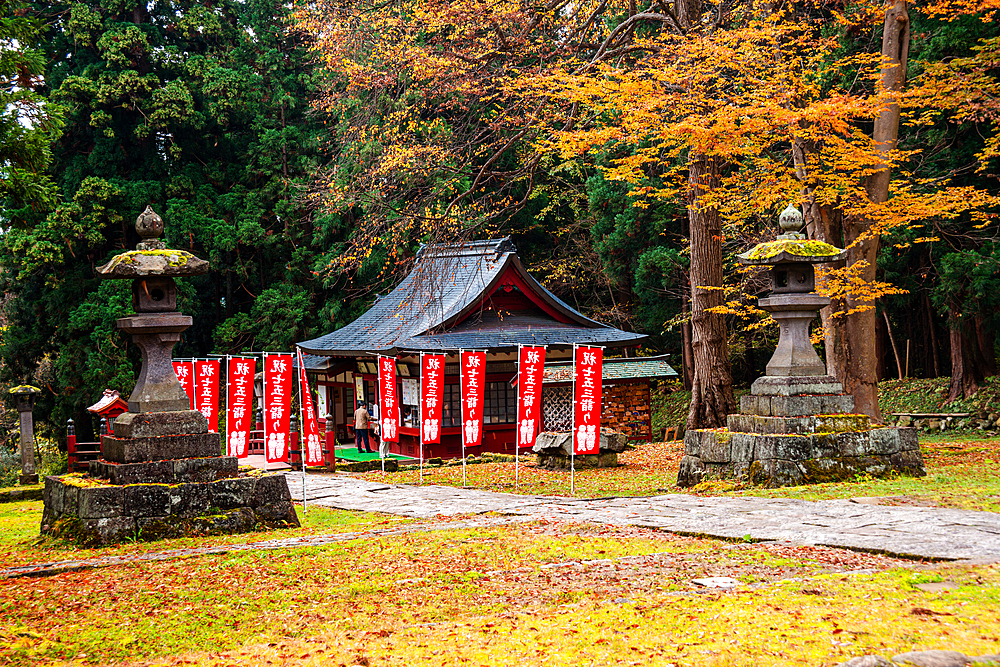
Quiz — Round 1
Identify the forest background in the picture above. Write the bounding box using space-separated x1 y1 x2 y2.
1 0 1000 439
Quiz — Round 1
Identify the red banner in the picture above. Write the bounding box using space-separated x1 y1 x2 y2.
573 346 603 455
172 361 194 410
378 356 399 443
460 350 486 448
420 354 445 444
516 346 546 449
226 357 255 458
296 349 324 467
264 353 293 463
194 359 220 433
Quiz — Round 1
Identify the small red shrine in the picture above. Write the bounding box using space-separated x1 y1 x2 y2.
67 390 130 471
297 239 666 460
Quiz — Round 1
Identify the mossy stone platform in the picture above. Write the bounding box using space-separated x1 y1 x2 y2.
677 376 926 488
41 470 298 546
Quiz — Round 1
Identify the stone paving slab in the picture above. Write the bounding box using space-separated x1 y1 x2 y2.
291 474 1000 562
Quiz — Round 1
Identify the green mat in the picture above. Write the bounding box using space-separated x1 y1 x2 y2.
333 449 412 462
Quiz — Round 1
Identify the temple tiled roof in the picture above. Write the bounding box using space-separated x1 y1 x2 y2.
540 355 678 383
297 239 647 356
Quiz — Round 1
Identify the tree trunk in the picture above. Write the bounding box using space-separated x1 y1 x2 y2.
799 0 909 421
681 284 694 391
924 292 941 377
948 308 983 401
975 314 997 377
882 310 903 380
685 155 736 429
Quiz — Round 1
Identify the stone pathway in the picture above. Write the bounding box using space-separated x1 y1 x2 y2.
290 473 1000 562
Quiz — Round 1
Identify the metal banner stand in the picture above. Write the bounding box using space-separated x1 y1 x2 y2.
262 352 269 474
419 353 424 485
571 344 577 497
296 348 307 514
460 349 467 488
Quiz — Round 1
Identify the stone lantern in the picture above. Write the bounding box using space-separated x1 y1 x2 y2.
676 205 926 488
8 385 41 485
736 204 847 377
41 207 298 545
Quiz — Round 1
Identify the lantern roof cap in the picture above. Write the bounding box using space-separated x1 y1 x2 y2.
96 207 209 278
8 384 41 395
737 238 847 266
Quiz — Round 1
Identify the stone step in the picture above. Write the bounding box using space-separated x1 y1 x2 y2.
727 413 871 435
89 456 238 485
741 393 855 417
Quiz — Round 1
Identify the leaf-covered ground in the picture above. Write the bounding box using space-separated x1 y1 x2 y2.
355 437 1000 512
0 501 413 569
2 499 999 667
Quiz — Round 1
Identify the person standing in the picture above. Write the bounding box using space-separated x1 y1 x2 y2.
354 401 373 454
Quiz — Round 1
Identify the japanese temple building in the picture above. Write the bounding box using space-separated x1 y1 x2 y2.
297 239 675 460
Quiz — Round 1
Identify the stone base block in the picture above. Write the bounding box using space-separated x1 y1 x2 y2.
89 456 238 484
741 393 856 417
727 413 871 435
678 426 925 488
532 429 630 456
102 432 221 463
113 410 209 438
535 451 619 470
41 472 298 546
20 473 39 485
751 375 844 396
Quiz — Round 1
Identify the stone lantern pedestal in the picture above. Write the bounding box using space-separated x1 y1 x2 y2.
677 206 926 488
8 385 41 485
41 207 298 544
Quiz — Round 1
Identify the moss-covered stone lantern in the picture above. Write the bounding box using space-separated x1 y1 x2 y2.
8 384 41 485
40 207 298 545
677 205 926 488
736 204 847 377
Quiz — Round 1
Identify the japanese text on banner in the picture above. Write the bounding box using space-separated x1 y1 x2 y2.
378 356 399 443
516 346 546 449
172 360 195 410
226 357 256 457
296 349 324 467
264 353 293 464
195 359 220 433
421 354 445 444
460 351 486 447
573 346 603 455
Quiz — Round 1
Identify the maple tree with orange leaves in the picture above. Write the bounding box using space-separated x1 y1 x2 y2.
297 0 1000 422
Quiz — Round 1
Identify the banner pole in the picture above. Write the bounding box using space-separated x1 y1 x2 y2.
262 353 269 474
516 345 521 493
572 344 576 497
419 353 424 485
460 349 466 488
297 348 307 513
380 356 385 476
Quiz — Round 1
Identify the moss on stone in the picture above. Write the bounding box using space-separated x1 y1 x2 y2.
813 414 871 433
105 249 190 269
745 238 840 260
58 473 112 488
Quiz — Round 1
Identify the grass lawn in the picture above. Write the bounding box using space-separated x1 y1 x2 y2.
353 434 1000 512
1 497 999 666
0 500 412 569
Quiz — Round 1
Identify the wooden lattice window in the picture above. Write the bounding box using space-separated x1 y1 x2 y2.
542 385 572 431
